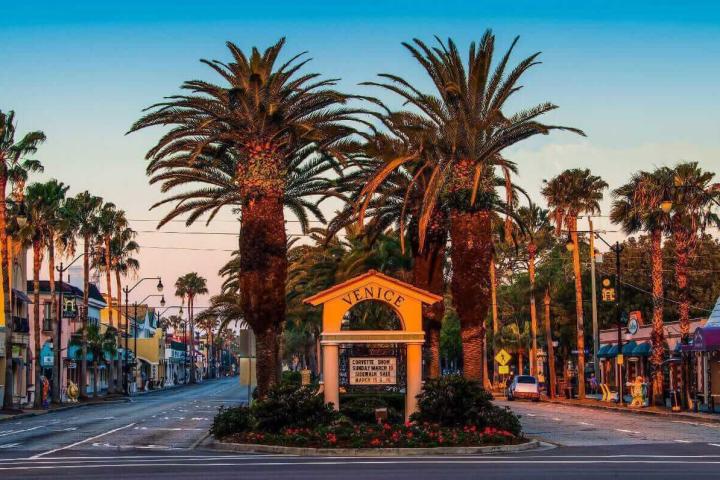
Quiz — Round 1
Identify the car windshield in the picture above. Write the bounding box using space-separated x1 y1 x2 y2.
516 376 536 384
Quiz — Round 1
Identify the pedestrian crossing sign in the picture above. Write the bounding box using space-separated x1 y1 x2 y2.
495 349 512 366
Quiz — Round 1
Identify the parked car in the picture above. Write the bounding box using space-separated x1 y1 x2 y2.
507 375 540 401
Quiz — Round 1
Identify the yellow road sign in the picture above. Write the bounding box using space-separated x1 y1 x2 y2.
499 365 510 375
495 349 512 366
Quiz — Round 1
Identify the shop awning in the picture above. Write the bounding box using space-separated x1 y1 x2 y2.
67 345 94 362
621 340 637 356
682 327 720 352
598 344 613 358
12 289 32 304
607 344 619 357
632 342 651 357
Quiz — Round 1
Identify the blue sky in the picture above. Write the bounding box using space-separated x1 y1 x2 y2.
1 1 719 301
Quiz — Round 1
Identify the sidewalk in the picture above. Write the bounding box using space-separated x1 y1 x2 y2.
545 396 720 424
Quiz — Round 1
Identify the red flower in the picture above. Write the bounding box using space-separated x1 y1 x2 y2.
370 438 382 447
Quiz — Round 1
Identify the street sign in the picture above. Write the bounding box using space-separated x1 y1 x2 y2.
498 365 510 375
616 354 624 365
601 276 616 302
494 349 512 366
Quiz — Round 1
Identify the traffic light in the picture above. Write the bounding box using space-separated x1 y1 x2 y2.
600 276 616 303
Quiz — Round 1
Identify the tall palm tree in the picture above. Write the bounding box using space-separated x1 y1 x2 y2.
130 39 361 396
63 191 103 399
667 162 720 340
19 182 61 407
0 110 45 409
111 227 140 322
175 273 208 384
336 116 449 378
356 33 582 381
94 203 128 393
542 168 607 399
611 168 673 405
515 203 554 377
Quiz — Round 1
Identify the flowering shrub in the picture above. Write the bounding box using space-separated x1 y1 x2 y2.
225 421 521 448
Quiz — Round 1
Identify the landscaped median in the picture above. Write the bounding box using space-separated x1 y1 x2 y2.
206 375 535 455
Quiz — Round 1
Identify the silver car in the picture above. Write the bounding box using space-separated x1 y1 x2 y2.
507 375 540 401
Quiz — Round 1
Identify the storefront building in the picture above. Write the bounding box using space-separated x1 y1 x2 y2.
682 297 720 413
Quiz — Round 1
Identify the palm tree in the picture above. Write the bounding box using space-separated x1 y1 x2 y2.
515 203 554 377
19 182 61 407
175 273 208 384
542 168 607 399
63 191 103 399
336 117 449 378
0 110 45 409
611 168 673 405
71 324 117 398
111 227 140 321
130 39 361 396
95 204 128 393
356 33 582 381
667 163 720 340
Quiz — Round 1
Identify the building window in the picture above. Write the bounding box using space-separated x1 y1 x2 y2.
43 303 53 331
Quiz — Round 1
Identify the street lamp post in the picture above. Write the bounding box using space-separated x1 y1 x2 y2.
122 277 163 395
54 251 94 404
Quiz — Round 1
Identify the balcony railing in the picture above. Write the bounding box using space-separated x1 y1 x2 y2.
11 316 29 333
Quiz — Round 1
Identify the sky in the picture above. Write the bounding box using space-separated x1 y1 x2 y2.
1 1 719 308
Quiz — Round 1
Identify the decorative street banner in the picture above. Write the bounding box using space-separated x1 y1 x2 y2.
349 357 397 385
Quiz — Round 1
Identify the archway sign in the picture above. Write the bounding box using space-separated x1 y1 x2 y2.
304 269 442 421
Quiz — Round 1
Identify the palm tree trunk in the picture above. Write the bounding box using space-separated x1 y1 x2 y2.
674 235 691 406
490 258 499 386
80 236 90 399
114 270 122 393
544 288 557 398
411 222 446 379
104 237 113 326
569 217 586 399
189 296 196 384
32 241 43 409
649 228 665 406
47 238 60 405
239 193 286 397
529 242 538 378
450 209 493 382
0 171 15 410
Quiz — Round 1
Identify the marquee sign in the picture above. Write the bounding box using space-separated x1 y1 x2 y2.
349 357 397 385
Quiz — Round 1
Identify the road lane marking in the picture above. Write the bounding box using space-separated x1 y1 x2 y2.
0 426 42 437
552 418 561 421
30 422 136 459
0 443 20 449
709 444 720 447
615 429 640 434
675 440 692 443
579 422 593 426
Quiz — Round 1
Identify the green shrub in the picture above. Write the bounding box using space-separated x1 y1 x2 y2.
411 375 521 435
281 370 302 386
340 396 403 424
210 405 253 438
251 382 338 433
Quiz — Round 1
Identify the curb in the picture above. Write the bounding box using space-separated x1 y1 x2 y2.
0 398 130 423
203 438 540 456
545 399 720 424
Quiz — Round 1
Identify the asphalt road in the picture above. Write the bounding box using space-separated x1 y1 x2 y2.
2 379 720 479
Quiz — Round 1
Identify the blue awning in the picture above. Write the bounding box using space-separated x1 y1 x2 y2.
632 342 652 357
622 341 637 356
598 344 612 358
66 345 93 362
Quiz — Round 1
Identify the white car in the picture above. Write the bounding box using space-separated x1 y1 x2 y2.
507 375 540 401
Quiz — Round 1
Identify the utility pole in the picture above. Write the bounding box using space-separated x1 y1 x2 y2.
544 288 556 399
614 242 625 406
53 262 65 404
589 218 600 381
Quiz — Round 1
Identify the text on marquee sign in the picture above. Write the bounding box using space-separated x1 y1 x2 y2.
349 357 397 385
